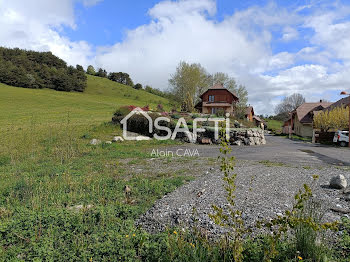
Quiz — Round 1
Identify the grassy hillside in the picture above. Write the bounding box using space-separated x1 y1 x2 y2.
265 119 283 133
0 75 172 129
0 73 187 261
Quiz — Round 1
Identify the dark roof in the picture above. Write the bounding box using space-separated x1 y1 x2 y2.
200 83 239 100
294 102 333 123
324 97 349 111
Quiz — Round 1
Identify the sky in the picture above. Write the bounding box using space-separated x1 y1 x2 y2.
1 0 350 115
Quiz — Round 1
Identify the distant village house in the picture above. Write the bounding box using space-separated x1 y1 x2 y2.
283 100 332 137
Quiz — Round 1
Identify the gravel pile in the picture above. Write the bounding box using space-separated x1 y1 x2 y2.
136 161 350 236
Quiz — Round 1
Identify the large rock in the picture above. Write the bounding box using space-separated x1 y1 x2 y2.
233 140 242 146
246 137 255 146
254 137 261 145
330 175 348 189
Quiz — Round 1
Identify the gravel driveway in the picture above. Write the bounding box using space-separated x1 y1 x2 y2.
137 135 350 236
137 161 349 235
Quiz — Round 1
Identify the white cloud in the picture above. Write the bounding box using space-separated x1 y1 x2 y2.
0 0 94 67
95 0 303 114
281 26 299 41
306 11 350 61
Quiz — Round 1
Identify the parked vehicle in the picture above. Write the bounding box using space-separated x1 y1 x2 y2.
333 130 349 147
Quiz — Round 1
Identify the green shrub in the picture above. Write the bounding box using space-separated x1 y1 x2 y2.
112 106 132 124
215 108 225 117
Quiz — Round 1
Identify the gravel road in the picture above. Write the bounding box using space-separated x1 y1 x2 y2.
137 135 350 236
136 161 350 235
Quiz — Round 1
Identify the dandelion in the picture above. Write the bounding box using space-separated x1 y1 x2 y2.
125 235 129 238
173 230 177 235
132 233 136 237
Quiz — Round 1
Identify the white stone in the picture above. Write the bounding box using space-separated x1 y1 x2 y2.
330 175 348 189
90 139 101 145
112 136 124 142
135 136 152 141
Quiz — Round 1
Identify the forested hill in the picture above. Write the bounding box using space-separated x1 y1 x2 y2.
0 47 86 92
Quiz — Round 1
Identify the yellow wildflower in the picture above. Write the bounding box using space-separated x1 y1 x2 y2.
173 231 177 235
132 233 136 237
298 256 303 260
125 235 129 238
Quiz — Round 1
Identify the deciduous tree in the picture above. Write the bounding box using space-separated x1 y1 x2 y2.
314 105 349 131
169 61 210 112
275 93 305 120
86 65 96 75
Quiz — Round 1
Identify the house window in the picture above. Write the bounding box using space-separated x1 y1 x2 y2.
209 95 215 102
211 108 217 114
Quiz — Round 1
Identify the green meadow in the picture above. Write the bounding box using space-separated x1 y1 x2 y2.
0 77 349 261
0 75 171 129
0 75 187 261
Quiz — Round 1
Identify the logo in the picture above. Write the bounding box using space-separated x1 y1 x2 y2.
120 107 232 141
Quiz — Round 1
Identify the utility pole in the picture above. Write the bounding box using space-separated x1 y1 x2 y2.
340 91 350 148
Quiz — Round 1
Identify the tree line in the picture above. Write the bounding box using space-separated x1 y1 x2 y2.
0 47 87 92
87 65 135 87
168 61 249 117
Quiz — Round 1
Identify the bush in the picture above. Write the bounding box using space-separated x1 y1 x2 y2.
133 83 142 90
215 108 226 117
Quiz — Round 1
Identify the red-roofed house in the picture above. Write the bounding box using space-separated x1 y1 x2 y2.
195 83 239 115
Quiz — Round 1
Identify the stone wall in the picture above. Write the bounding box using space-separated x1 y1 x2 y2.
197 127 266 146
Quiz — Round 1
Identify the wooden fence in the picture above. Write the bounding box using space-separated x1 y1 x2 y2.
313 131 335 143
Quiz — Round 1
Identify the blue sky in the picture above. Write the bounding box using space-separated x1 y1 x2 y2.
65 0 309 47
1 0 350 114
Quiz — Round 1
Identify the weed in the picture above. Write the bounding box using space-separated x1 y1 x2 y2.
259 160 288 167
